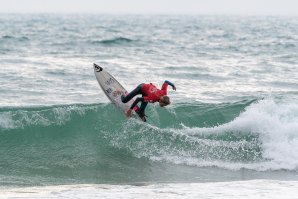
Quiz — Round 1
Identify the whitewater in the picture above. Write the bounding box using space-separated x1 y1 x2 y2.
0 14 298 198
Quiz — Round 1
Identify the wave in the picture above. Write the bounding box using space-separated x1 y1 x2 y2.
1 99 298 185
90 37 135 45
1 35 29 41
150 99 298 171
0 99 253 130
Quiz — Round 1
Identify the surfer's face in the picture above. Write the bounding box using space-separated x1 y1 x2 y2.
159 96 170 107
159 100 167 107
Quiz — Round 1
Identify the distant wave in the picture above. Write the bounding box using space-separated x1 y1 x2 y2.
90 37 135 45
1 35 29 41
2 35 14 39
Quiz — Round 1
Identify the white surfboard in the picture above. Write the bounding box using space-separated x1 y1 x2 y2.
93 63 139 118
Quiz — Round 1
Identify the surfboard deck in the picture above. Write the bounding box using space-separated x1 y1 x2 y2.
93 63 140 119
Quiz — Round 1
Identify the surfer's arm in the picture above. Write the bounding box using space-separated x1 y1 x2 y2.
163 80 176 91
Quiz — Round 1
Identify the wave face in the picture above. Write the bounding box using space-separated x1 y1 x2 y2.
1 98 298 185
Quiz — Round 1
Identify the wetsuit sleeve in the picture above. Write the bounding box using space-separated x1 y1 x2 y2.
162 80 175 92
161 82 168 93
130 97 144 109
165 80 175 88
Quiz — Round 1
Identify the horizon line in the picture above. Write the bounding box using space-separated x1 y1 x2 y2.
0 12 298 17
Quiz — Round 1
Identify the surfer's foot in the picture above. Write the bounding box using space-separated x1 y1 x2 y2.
140 116 147 122
136 109 147 122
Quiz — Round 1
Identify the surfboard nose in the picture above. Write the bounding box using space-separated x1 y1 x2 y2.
93 63 103 72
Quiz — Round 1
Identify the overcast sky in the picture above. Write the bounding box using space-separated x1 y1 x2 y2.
0 0 297 15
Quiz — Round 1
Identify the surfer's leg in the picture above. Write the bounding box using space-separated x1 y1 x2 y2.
135 102 148 122
121 84 144 103
138 102 148 115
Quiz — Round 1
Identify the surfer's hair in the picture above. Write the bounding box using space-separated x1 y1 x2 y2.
161 95 170 105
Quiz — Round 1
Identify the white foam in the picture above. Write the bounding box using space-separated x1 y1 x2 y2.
156 99 298 171
0 113 15 129
0 105 89 130
228 99 298 170
1 180 298 199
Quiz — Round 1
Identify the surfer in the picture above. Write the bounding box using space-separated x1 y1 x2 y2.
121 80 176 122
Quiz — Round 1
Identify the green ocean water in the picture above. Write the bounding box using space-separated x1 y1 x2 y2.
1 99 298 186
0 14 298 187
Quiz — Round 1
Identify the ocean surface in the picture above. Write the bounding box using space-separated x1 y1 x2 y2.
0 14 298 198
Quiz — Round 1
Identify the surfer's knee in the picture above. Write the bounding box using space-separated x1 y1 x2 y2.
121 95 126 103
121 94 130 103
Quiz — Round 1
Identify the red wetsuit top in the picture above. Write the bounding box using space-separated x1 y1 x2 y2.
141 83 168 103
129 81 174 110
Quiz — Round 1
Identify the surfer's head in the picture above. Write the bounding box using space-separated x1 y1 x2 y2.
159 96 170 107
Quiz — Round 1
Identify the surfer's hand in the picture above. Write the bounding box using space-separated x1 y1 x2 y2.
126 109 133 117
172 85 176 91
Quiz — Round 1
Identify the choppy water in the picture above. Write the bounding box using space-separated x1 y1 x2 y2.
0 14 298 198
